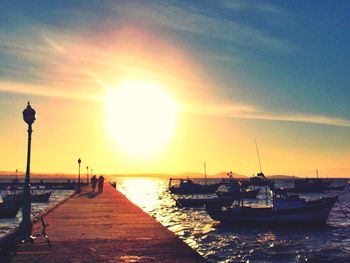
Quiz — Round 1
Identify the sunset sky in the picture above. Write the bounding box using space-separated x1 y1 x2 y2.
1 1 349 177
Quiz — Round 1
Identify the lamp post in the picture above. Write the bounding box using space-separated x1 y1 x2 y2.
19 102 36 237
86 166 89 185
77 158 81 193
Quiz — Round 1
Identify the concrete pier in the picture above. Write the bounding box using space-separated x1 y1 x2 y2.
11 183 205 262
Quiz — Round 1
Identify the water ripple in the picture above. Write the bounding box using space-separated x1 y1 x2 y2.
116 177 350 262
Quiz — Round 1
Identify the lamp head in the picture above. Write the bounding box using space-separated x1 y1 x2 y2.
22 102 36 126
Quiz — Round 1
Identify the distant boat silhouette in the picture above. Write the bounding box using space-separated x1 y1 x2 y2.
0 196 22 218
169 178 221 195
3 191 52 203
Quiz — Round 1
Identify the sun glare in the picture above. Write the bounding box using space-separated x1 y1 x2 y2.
106 80 177 157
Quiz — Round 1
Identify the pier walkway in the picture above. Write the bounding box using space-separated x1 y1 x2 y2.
12 183 205 262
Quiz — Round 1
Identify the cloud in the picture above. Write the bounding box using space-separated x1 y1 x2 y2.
1 2 343 129
219 0 291 17
185 102 350 128
0 80 100 102
109 2 296 53
251 113 350 128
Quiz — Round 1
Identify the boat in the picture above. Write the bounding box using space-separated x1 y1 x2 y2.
326 184 347 191
169 163 222 194
3 191 52 203
216 175 260 199
249 173 274 187
205 178 338 226
285 170 339 193
175 196 237 208
31 192 52 202
0 196 22 218
217 188 260 199
286 178 331 193
175 187 260 208
169 179 221 195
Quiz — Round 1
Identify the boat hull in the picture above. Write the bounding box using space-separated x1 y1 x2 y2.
31 192 51 202
0 198 22 218
206 196 338 226
176 197 236 208
218 188 260 199
286 187 325 193
170 183 221 195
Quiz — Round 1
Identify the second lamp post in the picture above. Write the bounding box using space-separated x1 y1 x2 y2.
77 158 81 193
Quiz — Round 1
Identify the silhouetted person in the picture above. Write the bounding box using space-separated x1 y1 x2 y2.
98 176 104 193
91 175 97 192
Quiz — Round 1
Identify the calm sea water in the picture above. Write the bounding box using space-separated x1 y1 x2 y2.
0 189 74 237
114 177 350 263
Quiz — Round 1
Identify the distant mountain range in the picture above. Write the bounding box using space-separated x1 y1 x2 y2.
0 171 346 179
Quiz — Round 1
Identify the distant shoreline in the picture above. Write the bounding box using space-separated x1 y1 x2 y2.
0 172 348 180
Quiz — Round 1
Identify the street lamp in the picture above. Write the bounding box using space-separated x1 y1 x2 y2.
19 102 36 237
77 158 81 193
86 166 89 185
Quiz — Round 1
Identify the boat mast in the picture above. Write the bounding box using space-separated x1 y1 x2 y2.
255 139 263 173
255 139 268 206
204 162 207 185
316 169 319 179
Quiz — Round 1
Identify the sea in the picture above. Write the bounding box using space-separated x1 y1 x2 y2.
114 177 350 263
0 178 74 237
1 177 349 262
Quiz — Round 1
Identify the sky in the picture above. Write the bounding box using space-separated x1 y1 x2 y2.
0 0 349 177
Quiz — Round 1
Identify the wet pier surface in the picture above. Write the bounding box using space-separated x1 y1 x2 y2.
12 183 205 262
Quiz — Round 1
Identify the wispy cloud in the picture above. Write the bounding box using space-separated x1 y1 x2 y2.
247 112 350 128
109 2 296 53
186 102 350 128
1 2 342 129
0 23 347 129
220 0 291 17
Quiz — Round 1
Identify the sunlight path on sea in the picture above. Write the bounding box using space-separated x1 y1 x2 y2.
115 177 350 262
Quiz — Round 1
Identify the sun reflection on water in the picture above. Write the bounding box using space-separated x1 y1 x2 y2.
116 177 165 212
114 177 350 262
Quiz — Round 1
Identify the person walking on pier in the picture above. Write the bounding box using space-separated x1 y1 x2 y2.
91 175 97 192
98 175 104 193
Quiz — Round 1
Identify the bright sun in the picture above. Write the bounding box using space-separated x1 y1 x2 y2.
105 80 178 157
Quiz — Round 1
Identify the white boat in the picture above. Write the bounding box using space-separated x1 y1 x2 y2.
206 174 338 226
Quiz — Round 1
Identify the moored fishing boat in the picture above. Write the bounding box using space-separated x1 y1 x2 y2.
286 178 329 193
31 192 52 202
3 191 52 203
169 179 221 194
216 188 260 199
0 196 22 218
217 171 260 199
206 187 338 226
175 196 237 208
169 162 224 195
